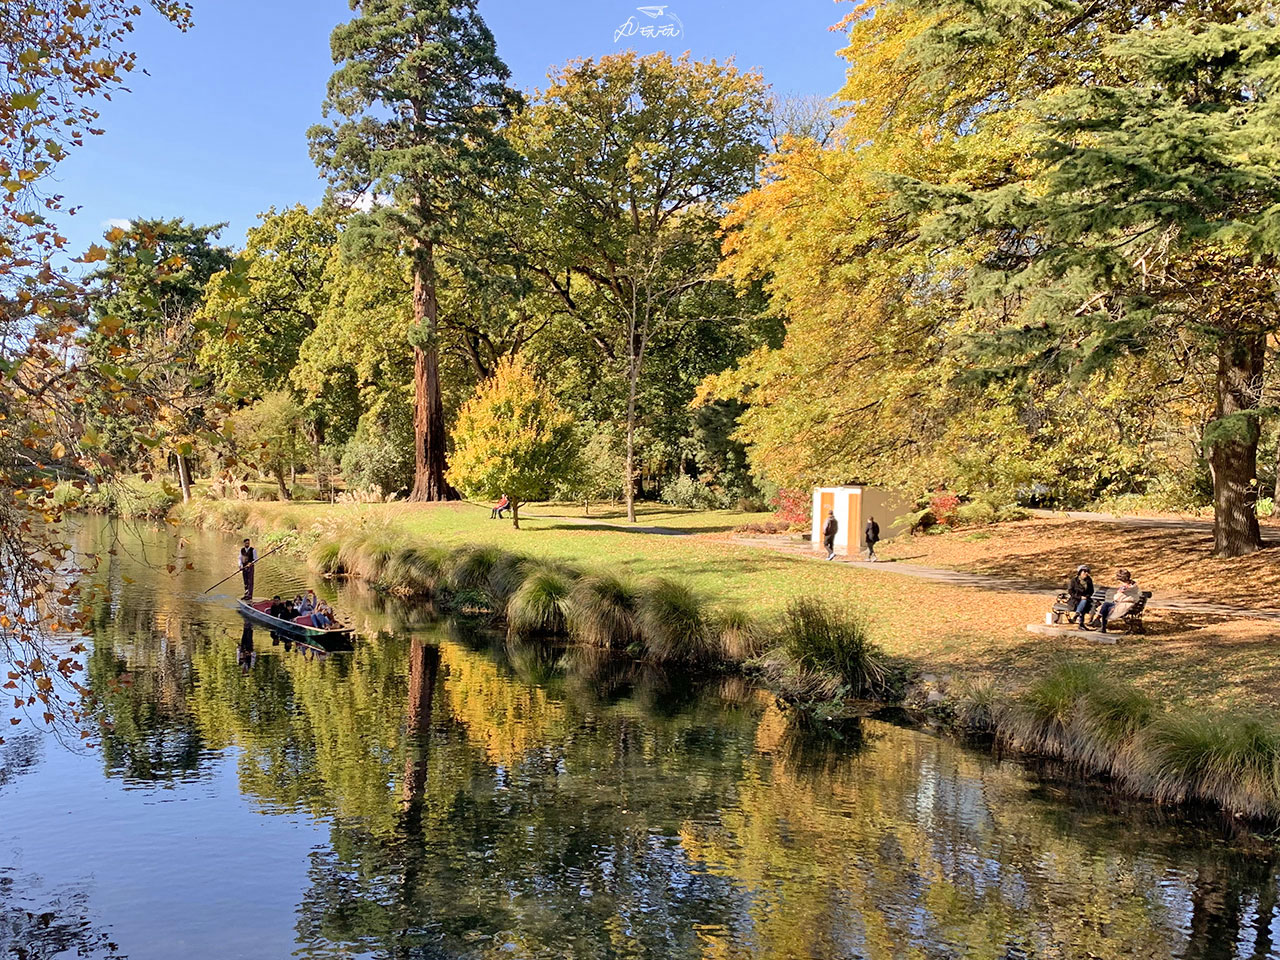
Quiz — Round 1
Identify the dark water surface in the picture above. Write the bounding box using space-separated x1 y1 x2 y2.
2 519 1278 959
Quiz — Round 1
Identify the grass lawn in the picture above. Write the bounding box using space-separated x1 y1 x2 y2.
235 500 1280 713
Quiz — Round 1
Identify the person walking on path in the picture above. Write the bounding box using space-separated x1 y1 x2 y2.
822 510 839 561
239 539 258 600
1098 568 1141 634
1066 564 1094 630
864 516 881 561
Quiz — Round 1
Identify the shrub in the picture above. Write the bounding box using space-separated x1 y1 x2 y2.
930 491 961 526
566 572 639 649
714 606 766 662
952 501 996 526
636 579 716 663
770 488 810 526
215 502 251 531
291 484 323 502
659 474 724 510
507 564 575 636
779 598 886 697
1258 497 1276 519
996 505 1032 523
341 395 415 495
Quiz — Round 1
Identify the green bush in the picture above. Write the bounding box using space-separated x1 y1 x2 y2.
779 598 886 697
384 545 449 595
952 501 996 526
290 484 323 502
566 573 640 649
636 578 717 663
995 504 1032 522
340 395 415 496
658 474 724 510
487 552 533 609
447 545 507 606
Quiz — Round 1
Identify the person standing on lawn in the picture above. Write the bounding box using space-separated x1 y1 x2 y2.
239 539 258 600
823 510 838 561
864 516 881 561
1066 564 1094 630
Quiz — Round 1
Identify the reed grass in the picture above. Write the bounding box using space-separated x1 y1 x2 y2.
714 605 767 662
566 572 640 649
635 578 717 664
447 545 507 602
779 598 886 698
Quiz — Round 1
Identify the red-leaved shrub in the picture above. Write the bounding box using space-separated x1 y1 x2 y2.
771 488 810 525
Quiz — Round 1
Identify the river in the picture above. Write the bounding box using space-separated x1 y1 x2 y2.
1 518 1276 959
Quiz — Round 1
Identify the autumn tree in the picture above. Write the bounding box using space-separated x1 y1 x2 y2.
0 0 191 736
447 357 578 528
515 52 769 521
308 0 521 502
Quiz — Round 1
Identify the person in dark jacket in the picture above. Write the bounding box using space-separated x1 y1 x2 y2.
822 510 838 560
1065 564 1094 630
864 516 881 561
239 539 257 600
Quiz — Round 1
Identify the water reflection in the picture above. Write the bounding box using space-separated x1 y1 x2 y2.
3 518 1279 959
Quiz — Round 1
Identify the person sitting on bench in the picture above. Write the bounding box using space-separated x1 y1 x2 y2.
1097 568 1141 634
491 494 510 519
1065 564 1094 630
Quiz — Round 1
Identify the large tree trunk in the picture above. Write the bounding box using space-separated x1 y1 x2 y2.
1210 331 1265 558
408 241 459 503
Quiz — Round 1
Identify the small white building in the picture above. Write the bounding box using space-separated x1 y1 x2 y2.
811 485 912 556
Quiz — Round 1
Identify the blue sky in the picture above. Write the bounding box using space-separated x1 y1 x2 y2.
56 0 852 258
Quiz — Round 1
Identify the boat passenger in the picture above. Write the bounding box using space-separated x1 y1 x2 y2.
268 595 287 618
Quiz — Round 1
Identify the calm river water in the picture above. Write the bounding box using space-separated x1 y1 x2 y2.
2 519 1278 959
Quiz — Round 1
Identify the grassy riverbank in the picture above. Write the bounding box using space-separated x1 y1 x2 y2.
167 497 1280 819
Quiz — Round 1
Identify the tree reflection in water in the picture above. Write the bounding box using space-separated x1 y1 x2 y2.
71 523 1280 960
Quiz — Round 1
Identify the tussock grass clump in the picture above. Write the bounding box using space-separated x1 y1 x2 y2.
713 606 766 662
307 539 345 577
952 677 1003 732
779 598 886 697
487 552 533 609
336 529 404 583
1001 660 1153 771
636 578 717 663
383 545 449 596
447 545 507 599
507 564 575 636
1134 714 1280 818
566 572 639 649
215 501 251 531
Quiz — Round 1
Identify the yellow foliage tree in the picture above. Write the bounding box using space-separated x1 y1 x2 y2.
447 358 579 528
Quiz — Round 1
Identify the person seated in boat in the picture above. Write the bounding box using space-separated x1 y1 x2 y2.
312 601 336 628
297 591 317 615
268 595 287 618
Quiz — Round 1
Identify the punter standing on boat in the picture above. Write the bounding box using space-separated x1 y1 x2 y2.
239 539 257 600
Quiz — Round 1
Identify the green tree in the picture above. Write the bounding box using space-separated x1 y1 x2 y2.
308 0 521 502
85 217 234 499
447 357 579 528
897 4 1280 556
230 392 305 501
515 52 769 522
198 205 338 399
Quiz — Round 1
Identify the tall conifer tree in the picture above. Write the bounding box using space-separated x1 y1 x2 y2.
309 0 520 501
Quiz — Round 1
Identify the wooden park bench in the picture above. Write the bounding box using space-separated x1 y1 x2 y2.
1050 589 1153 635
